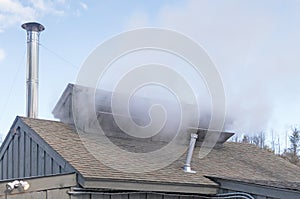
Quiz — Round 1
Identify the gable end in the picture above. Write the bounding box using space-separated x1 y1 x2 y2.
0 117 76 180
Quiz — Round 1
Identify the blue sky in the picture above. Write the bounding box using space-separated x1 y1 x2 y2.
0 0 300 151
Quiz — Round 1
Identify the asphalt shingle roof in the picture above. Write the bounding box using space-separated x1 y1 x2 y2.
20 117 300 190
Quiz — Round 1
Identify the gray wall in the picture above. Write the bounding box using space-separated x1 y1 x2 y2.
0 126 73 180
0 188 69 199
1 190 208 199
68 192 207 199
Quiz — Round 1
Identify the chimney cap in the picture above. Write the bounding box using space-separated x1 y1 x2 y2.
21 22 45 32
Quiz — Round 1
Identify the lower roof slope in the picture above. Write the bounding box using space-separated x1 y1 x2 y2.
19 116 300 192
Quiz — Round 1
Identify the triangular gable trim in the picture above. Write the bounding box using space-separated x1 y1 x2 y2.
0 116 78 180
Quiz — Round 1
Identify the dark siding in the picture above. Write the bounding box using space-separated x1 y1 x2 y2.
7 141 13 178
129 193 146 199
2 151 7 179
45 153 53 175
165 195 179 199
73 193 207 199
47 188 70 199
91 195 111 199
0 127 74 180
13 131 19 178
53 160 61 174
38 146 45 175
147 194 163 199
31 140 38 176
0 191 47 199
0 191 210 199
24 134 31 177
19 129 25 177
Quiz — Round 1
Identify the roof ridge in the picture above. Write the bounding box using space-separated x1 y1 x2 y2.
18 116 65 124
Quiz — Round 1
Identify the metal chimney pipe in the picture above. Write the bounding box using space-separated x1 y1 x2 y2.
22 22 45 118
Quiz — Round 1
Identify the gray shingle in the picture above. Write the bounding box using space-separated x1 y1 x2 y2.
20 117 300 190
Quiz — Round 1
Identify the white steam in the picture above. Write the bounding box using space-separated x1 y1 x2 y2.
124 0 300 135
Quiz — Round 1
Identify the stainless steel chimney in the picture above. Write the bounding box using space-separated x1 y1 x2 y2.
22 22 45 118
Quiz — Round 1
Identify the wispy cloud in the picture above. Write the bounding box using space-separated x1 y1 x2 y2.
79 2 88 11
28 0 65 16
0 0 36 31
0 0 86 31
73 1 88 17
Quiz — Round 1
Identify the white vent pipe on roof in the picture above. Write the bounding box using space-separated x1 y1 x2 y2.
183 133 198 173
22 22 45 118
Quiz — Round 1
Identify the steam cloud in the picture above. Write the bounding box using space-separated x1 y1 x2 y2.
124 0 300 135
